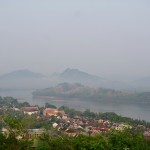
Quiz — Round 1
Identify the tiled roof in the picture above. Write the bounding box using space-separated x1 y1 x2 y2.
23 106 39 112
44 108 65 116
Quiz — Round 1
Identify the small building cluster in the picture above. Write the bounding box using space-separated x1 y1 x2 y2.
0 104 150 141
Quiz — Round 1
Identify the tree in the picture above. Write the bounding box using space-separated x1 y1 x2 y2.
0 116 32 150
108 129 150 150
45 103 57 109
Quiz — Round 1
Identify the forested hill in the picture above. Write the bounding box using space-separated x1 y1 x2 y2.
32 83 150 103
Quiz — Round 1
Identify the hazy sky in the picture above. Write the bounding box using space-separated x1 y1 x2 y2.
0 0 150 81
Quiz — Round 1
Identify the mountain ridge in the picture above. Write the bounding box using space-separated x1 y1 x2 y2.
0 68 147 91
52 68 131 90
60 68 103 80
0 69 45 79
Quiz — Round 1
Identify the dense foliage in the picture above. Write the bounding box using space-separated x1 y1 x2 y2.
37 130 150 150
0 118 150 150
99 112 150 128
0 96 30 108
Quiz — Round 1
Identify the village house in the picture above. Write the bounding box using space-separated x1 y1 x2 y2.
43 108 65 117
143 129 150 141
112 123 132 131
22 106 39 115
27 129 46 138
53 123 58 128
11 107 20 111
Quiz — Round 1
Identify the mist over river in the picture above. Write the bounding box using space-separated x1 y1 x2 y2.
0 89 150 122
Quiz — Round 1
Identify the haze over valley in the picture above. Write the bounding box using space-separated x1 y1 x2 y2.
0 1 150 121
0 68 150 121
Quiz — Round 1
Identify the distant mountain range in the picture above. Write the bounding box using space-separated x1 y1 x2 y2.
0 68 150 92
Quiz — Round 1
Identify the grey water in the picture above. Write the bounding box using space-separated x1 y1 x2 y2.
0 90 150 122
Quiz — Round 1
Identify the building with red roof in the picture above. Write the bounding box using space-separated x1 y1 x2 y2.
43 108 65 117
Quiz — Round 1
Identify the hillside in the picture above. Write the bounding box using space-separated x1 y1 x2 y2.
32 83 143 103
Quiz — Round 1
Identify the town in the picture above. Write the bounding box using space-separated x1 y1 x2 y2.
0 96 150 143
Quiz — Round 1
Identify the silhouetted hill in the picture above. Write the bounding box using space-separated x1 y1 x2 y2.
0 69 45 80
60 68 102 80
52 68 131 90
0 70 47 89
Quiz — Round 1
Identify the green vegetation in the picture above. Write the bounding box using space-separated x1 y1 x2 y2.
0 96 30 108
45 103 57 109
0 116 150 150
99 112 150 128
37 130 150 150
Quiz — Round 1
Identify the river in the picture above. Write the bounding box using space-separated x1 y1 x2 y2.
0 90 150 121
